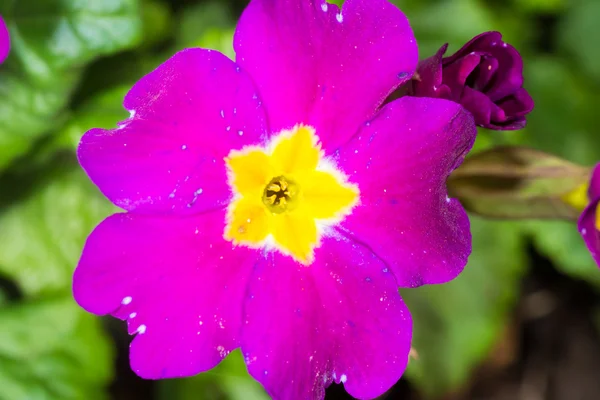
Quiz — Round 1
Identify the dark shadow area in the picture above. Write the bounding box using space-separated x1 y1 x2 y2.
107 318 157 400
107 241 600 400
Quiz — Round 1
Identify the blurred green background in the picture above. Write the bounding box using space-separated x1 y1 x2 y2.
1 0 599 399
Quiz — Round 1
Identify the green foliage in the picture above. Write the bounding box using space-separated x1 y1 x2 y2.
523 220 600 288
1 0 142 77
520 53 600 289
513 0 564 13
0 0 599 399
55 85 130 149
0 0 141 398
0 0 142 168
0 72 77 169
403 218 526 398
0 297 113 400
175 1 235 54
559 0 600 83
0 164 115 297
404 0 498 56
158 351 268 400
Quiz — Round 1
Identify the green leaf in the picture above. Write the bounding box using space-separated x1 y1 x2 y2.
402 218 526 397
523 57 599 165
158 350 268 400
139 0 173 49
0 163 116 297
559 0 600 83
512 0 564 12
0 0 143 170
0 71 78 170
523 220 600 288
521 57 600 286
1 0 143 81
402 0 499 57
174 1 235 58
0 297 113 400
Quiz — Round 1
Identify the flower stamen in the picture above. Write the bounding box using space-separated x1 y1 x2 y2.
263 176 298 213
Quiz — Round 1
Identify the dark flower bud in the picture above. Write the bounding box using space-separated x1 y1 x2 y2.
411 32 534 130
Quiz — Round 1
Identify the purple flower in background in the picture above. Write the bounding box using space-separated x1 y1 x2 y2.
0 16 10 63
578 163 600 267
73 0 476 399
411 31 534 130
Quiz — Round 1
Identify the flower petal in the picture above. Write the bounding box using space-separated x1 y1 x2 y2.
336 96 476 287
491 88 533 130
241 234 412 400
0 16 9 64
445 31 524 103
579 163 600 268
578 201 600 267
588 163 600 200
78 48 267 214
460 86 505 128
226 149 273 197
271 125 320 174
234 0 418 151
73 210 258 378
225 196 271 245
472 55 499 91
411 44 450 98
442 52 481 97
299 170 358 220
271 210 318 264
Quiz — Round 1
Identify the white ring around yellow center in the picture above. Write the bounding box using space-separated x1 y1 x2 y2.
224 125 359 265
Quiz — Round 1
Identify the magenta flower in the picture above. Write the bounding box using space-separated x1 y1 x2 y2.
74 0 476 399
578 163 600 266
0 16 9 64
411 31 534 130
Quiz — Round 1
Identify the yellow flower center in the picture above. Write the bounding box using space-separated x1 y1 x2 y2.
262 175 299 213
224 125 359 264
562 181 600 229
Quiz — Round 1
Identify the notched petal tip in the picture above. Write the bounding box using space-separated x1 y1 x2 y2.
76 48 268 215
234 0 418 151
241 237 412 400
